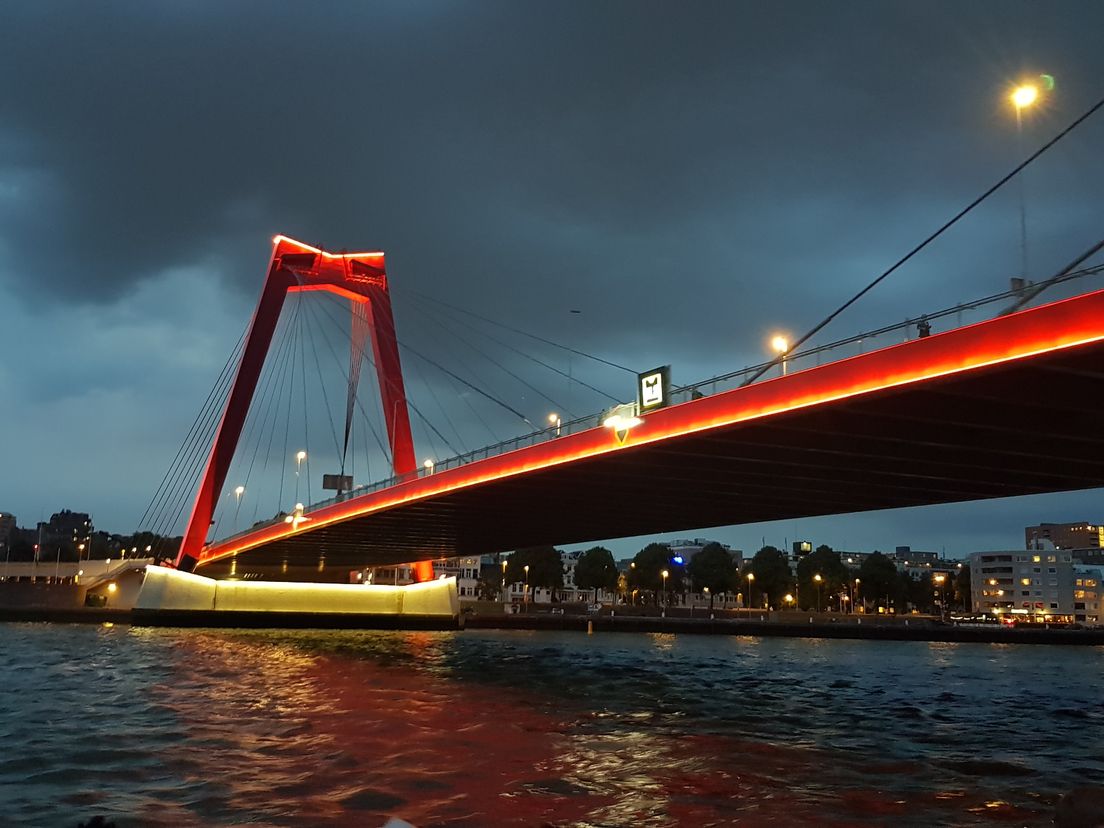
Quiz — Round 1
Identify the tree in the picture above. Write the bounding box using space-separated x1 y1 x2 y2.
574 546 618 603
629 543 684 605
746 546 793 609
506 545 563 602
796 545 848 611
953 566 972 612
476 578 501 602
687 542 736 611
858 552 898 611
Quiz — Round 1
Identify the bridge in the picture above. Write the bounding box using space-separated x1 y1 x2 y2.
153 236 1104 579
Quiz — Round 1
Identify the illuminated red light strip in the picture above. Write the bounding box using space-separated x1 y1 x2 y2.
198 288 1104 566
272 235 384 260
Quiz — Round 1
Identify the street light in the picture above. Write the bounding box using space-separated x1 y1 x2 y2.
283 502 310 530
745 571 755 609
1009 81 1042 280
813 573 823 613
784 593 795 610
548 412 561 437
524 564 530 609
294 450 308 503
423 458 435 474
934 573 947 619
854 577 861 613
661 569 669 615
770 334 790 376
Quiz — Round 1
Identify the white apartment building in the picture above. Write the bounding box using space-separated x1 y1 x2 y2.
969 549 1097 622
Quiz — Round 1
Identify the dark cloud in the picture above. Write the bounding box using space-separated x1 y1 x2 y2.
1 0 1103 547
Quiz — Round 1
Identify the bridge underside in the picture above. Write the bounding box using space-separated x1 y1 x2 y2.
200 335 1104 577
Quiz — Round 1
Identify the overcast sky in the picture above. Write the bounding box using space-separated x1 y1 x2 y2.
2 1 1103 559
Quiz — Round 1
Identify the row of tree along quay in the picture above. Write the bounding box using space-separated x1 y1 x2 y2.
485 543 973 619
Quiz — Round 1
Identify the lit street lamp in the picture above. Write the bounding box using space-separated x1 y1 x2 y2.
294 450 307 503
501 558 508 600
854 577 861 613
813 573 823 613
746 571 755 609
661 568 669 616
770 334 790 376
524 564 530 609
934 573 947 620
784 593 795 610
423 458 435 474
548 412 561 437
1009 80 1043 280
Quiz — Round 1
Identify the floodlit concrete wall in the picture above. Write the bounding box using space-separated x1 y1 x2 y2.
135 566 459 617
135 567 217 611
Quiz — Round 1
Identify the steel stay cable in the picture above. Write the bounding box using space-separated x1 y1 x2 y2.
395 285 639 375
309 291 462 457
300 296 392 463
137 328 246 531
743 90 1104 387
251 299 303 526
221 307 301 534
403 294 581 419
145 340 243 539
405 291 620 404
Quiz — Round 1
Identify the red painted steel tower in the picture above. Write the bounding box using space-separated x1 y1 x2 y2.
175 235 433 581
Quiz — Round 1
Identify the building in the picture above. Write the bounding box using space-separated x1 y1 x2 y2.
1025 522 1104 551
970 549 1083 622
1073 567 1102 624
0 513 14 559
432 555 484 599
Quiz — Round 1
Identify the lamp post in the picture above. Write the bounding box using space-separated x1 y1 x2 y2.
854 577 861 613
784 593 795 611
548 412 561 437
524 564 530 610
746 571 755 610
661 569 669 616
770 335 789 376
423 458 435 474
294 450 307 503
933 573 947 620
233 485 245 531
814 573 823 613
1010 82 1041 280
501 558 508 602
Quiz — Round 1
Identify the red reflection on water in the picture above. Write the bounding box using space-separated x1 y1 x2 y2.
150 633 1052 827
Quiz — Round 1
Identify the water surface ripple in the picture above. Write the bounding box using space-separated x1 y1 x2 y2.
1 625 1101 826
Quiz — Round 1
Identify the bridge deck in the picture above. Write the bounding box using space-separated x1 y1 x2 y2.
198 289 1104 574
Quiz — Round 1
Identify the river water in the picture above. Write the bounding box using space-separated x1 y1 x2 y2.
1 625 1101 827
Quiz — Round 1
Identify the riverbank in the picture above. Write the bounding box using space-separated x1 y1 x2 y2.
466 612 1104 645
2 606 1102 644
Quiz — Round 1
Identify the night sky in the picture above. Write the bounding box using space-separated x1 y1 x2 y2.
2 1 1103 559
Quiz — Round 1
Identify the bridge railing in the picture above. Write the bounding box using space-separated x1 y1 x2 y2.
215 265 1104 544
667 264 1104 404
